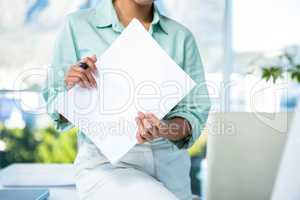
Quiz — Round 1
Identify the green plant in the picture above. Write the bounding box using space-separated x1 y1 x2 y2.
0 126 38 166
0 124 77 168
262 51 300 83
36 127 77 163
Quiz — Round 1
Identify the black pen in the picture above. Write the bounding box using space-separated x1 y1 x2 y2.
79 62 89 70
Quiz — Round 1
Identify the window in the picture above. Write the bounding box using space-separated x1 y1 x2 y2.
232 0 300 112
157 0 225 73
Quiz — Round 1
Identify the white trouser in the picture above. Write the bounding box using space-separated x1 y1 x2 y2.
74 139 192 200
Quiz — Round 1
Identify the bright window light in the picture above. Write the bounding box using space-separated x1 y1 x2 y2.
234 0 300 52
0 140 7 152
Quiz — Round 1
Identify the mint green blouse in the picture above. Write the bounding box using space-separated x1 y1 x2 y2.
42 0 211 149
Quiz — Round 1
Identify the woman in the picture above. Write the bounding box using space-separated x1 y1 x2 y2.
43 0 211 199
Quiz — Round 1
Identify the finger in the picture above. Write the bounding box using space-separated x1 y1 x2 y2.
76 79 90 88
138 118 153 141
136 118 153 141
90 55 97 63
83 57 97 73
141 130 153 141
145 113 166 137
88 55 98 76
136 131 145 144
145 113 161 127
143 118 160 138
69 70 92 88
65 65 78 79
151 127 160 138
65 76 80 89
83 70 97 88
70 76 87 88
66 76 80 83
135 117 146 144
72 65 86 75
137 111 145 120
143 118 152 130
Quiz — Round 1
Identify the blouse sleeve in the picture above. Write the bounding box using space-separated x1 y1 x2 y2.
42 15 79 132
163 31 211 149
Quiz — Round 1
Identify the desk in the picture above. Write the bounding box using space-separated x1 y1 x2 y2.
0 164 79 200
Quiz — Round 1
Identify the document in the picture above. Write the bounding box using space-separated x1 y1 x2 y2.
55 19 196 164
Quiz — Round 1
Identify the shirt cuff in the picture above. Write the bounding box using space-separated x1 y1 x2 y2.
43 86 74 132
163 111 203 149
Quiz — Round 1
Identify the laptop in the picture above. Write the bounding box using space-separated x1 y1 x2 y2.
271 103 300 200
206 112 292 200
0 189 49 200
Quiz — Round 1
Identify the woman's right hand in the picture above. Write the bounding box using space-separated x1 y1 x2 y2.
64 55 98 89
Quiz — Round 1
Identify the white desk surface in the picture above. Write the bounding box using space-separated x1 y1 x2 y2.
0 164 79 200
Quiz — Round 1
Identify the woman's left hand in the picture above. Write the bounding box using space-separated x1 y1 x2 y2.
135 112 191 144
135 112 166 143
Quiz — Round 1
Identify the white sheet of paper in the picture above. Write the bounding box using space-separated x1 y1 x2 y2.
271 101 300 200
55 19 196 164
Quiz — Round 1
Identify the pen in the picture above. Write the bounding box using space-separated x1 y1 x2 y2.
79 62 89 70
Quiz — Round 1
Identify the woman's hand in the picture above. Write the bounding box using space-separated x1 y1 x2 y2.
135 112 192 144
64 55 98 89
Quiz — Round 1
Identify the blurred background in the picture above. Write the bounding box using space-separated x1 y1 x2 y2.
0 0 300 197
